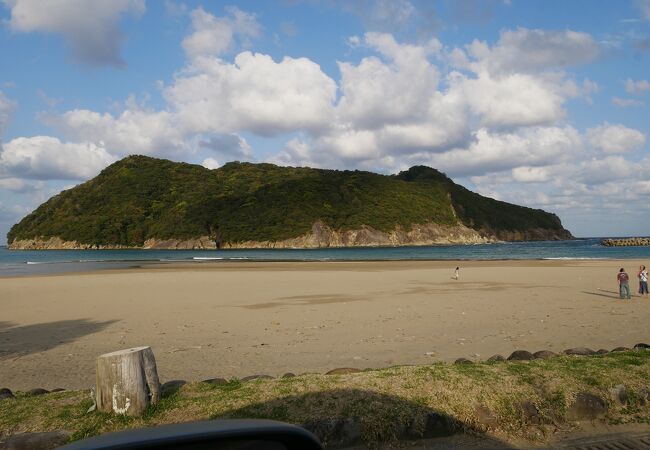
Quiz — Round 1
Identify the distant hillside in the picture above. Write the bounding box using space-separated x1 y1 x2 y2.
7 156 572 249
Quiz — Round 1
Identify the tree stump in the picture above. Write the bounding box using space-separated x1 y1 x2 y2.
95 346 161 416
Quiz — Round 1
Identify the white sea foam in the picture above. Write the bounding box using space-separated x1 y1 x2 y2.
542 257 608 260
193 256 252 260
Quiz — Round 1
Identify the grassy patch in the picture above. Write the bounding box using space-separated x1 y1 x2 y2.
2 351 650 447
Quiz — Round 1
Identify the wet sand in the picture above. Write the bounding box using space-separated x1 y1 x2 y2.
1 259 648 390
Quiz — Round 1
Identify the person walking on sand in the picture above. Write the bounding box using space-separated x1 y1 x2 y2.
638 265 649 298
453 266 459 280
617 268 632 300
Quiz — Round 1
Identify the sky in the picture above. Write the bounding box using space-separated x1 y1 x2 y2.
0 0 649 241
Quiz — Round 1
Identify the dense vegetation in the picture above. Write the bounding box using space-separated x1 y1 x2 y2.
7 155 570 246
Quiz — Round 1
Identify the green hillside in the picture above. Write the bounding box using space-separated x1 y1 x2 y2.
7 155 571 247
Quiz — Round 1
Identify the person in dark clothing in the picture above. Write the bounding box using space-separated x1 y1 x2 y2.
617 268 631 300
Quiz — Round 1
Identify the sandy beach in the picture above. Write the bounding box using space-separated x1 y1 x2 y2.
1 259 648 390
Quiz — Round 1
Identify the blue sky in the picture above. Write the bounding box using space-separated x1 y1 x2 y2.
0 0 649 241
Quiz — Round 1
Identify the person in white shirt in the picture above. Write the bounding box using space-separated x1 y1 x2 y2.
638 265 648 298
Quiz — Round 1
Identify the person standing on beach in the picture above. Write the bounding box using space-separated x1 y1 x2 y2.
617 268 632 299
638 265 649 297
453 266 459 280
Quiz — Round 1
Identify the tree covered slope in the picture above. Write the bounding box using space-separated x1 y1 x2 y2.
7 155 571 248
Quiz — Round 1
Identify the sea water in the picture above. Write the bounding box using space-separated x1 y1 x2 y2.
0 238 648 276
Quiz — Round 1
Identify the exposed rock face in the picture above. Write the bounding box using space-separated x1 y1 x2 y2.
8 236 133 250
224 222 495 249
602 237 650 247
9 221 497 250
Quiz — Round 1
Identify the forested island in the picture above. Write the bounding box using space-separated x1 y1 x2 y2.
8 156 572 249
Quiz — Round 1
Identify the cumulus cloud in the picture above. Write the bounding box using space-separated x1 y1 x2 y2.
586 124 646 154
461 28 600 75
201 157 220 170
427 126 582 177
199 134 252 159
42 26 605 175
457 72 566 127
0 177 45 193
446 28 600 128
337 33 441 128
45 104 188 157
511 166 550 183
3 0 145 67
0 136 116 180
182 7 260 60
625 78 650 95
164 52 337 136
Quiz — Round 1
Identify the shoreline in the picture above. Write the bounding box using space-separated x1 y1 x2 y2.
2 259 649 390
0 256 640 279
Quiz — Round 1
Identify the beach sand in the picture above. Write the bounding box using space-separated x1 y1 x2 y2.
1 259 648 390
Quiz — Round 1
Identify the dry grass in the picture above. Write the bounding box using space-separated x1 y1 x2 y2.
1 351 650 446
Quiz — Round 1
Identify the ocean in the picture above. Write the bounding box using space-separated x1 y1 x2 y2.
0 238 648 277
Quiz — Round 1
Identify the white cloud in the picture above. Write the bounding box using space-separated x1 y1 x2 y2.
576 155 633 185
337 32 441 128
3 0 145 67
164 51 337 136
182 7 260 60
462 28 599 75
586 123 646 154
427 126 582 177
0 177 45 193
457 72 566 127
47 104 188 157
511 166 550 183
201 157 220 170
625 78 650 95
612 96 645 107
0 136 116 180
199 133 252 159
445 28 600 128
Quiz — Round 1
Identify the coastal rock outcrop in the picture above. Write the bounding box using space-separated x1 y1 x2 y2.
9 222 497 250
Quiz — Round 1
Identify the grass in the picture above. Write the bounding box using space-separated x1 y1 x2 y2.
1 351 650 446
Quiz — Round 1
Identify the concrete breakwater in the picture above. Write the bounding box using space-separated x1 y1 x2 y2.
602 237 650 247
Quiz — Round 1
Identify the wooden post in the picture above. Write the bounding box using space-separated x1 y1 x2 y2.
95 346 161 416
